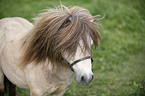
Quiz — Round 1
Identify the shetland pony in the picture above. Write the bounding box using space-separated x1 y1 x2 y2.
0 5 101 96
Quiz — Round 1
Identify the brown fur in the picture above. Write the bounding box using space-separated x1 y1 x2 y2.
22 5 101 67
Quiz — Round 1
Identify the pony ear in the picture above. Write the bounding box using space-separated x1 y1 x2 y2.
90 15 105 22
61 17 71 28
90 19 95 22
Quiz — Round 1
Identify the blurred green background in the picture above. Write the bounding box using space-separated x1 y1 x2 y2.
0 0 145 96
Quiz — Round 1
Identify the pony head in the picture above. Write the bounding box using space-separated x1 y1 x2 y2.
22 5 101 85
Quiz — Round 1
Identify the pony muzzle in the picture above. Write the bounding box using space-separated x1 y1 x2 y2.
78 73 94 85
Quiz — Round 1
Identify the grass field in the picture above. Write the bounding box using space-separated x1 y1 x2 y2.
0 0 145 96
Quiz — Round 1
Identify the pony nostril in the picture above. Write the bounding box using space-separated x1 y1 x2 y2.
89 75 94 82
90 74 94 82
81 76 86 82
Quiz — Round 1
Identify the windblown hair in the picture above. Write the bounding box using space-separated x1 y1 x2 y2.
22 5 101 67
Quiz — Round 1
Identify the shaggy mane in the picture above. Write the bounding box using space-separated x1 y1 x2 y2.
22 5 101 67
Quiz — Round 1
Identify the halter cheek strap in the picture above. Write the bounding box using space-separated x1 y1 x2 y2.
64 56 93 72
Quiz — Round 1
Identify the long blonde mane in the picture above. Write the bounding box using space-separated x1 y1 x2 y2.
22 5 101 67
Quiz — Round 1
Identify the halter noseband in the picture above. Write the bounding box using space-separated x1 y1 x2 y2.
64 56 93 72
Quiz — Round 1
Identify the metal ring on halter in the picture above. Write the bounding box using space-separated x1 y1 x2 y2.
64 56 93 72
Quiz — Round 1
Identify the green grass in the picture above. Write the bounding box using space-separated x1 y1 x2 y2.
0 0 145 95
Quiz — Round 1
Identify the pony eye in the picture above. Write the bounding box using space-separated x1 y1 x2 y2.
62 18 71 28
